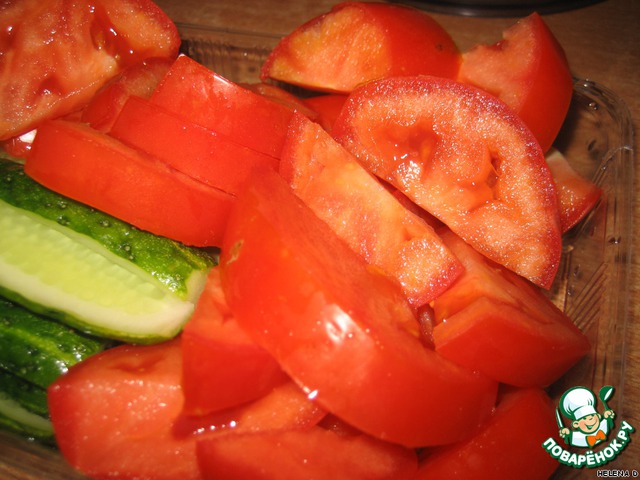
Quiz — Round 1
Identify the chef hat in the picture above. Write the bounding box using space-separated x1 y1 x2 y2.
560 386 597 421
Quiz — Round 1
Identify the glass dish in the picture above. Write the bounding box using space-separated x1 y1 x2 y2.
0 26 634 480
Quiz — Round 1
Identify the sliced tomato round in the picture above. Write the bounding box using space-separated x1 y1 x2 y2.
197 426 418 480
260 2 460 93
0 0 179 141
457 13 573 153
219 168 497 448
25 119 234 247
416 388 560 480
332 75 562 289
181 268 289 416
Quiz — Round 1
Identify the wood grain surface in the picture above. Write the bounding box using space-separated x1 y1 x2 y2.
1 0 637 477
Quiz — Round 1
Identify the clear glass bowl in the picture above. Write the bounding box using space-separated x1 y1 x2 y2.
0 26 634 480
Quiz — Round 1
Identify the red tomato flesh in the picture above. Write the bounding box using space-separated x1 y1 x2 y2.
303 94 348 133
181 268 288 416
333 75 562 289
415 388 560 480
280 112 463 307
197 426 418 480
0 0 180 140
546 148 602 232
432 230 590 388
260 2 460 93
150 55 294 158
457 13 573 153
48 340 204 480
109 95 280 196
25 120 234 246
81 57 173 132
219 168 497 447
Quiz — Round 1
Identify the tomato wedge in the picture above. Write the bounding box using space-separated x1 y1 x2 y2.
181 268 288 416
332 75 562 289
416 388 560 480
197 426 418 480
457 13 573 153
303 94 348 133
280 112 463 307
0 0 180 141
432 230 590 388
260 2 460 93
219 168 497 447
26 120 234 246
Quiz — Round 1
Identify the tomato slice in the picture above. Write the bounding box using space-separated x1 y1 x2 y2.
150 55 294 158
182 268 288 416
219 168 497 447
415 388 560 480
280 112 463 307
25 120 234 247
457 13 573 153
48 339 203 480
546 148 602 232
81 57 173 132
260 2 460 93
332 75 562 289
0 0 179 141
303 94 348 133
432 230 590 388
197 426 418 480
241 82 319 120
109 95 280 196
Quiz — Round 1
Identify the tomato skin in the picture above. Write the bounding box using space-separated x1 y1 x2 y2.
432 230 590 388
220 168 497 447
182 268 289 416
150 55 294 158
280 112 463 307
110 95 280 196
48 339 204 480
25 120 234 247
241 82 319 120
81 57 173 132
546 148 602 232
333 75 562 289
260 2 460 93
0 0 179 141
415 388 560 480
458 13 573 153
197 426 418 480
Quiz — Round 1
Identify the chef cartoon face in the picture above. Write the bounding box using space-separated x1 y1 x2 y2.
558 386 614 448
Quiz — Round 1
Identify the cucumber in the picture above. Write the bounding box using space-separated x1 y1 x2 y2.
0 158 215 342
0 370 54 441
0 298 106 389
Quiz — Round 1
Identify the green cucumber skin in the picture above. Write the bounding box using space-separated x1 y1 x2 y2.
0 298 105 389
0 158 216 301
0 369 49 418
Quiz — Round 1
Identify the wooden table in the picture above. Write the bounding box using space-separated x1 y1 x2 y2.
1 0 637 478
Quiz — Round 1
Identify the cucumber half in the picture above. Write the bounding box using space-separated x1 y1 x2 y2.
0 159 215 343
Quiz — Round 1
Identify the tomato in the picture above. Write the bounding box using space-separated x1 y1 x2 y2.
260 2 460 93
25 120 234 247
0 0 179 141
150 55 294 158
241 82 319 120
182 268 288 416
219 168 497 447
457 13 573 153
197 426 418 480
332 75 562 289
81 57 173 132
415 388 560 480
109 95 280 196
432 230 590 388
546 148 602 232
48 339 204 480
177 381 326 438
303 94 348 133
280 112 463 307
